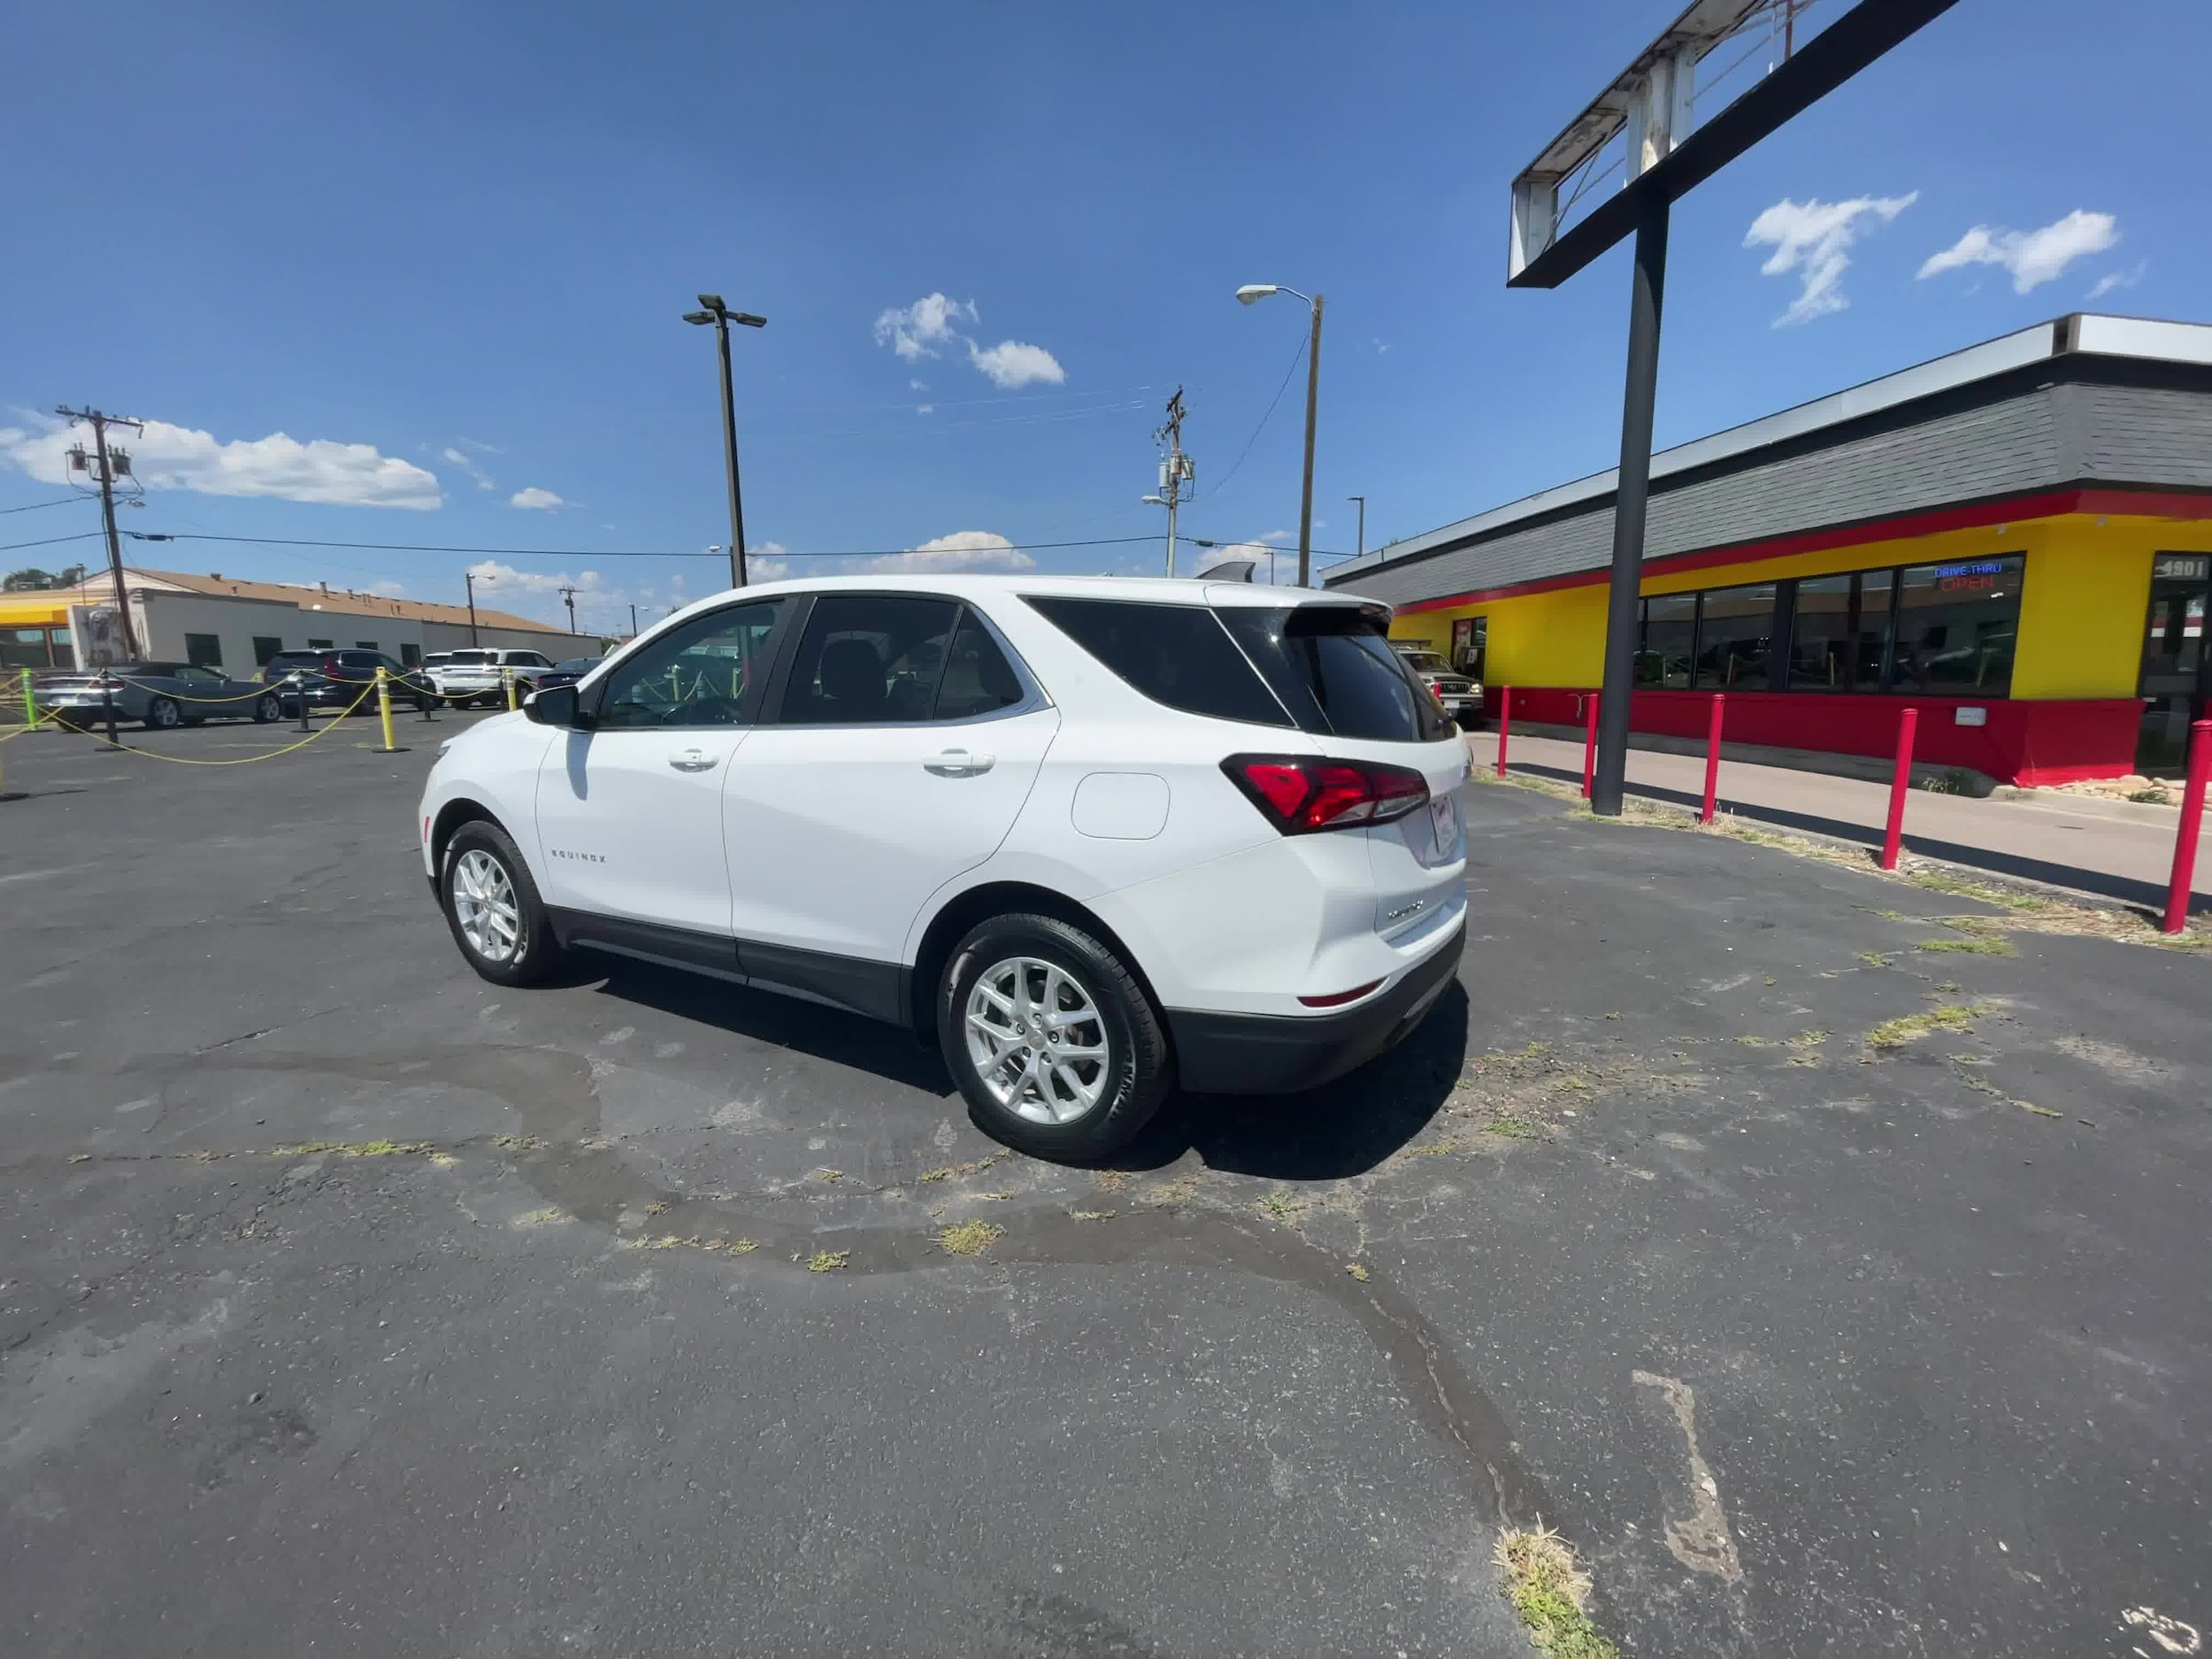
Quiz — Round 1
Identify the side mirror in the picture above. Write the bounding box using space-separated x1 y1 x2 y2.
525 684 588 728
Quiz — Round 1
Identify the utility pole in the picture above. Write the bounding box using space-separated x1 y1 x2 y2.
1348 495 1366 564
683 296 766 590
1144 388 1194 577
1295 295 1325 588
55 406 143 659
465 570 481 645
629 603 640 638
559 586 579 634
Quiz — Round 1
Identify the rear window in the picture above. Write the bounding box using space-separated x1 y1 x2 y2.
1024 596 1289 727
1217 605 1456 742
268 654 324 672
447 650 497 664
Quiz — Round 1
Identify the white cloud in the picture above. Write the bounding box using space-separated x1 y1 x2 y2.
1917 209 2118 294
1373 338 1392 355
454 436 505 455
1260 528 1294 544
749 530 1035 583
2087 259 2148 302
0 413 441 508
1744 193 1918 325
875 293 1065 388
510 486 566 510
873 293 976 361
442 445 497 491
917 403 935 415
966 339 1065 389
369 580 407 597
465 559 605 597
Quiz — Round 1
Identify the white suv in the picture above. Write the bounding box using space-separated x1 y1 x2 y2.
418 576 1470 1158
430 648 557 707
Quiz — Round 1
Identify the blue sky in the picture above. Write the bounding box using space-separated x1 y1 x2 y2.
2 0 2200 632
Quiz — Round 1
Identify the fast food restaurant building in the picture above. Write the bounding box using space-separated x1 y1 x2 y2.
1328 314 2212 785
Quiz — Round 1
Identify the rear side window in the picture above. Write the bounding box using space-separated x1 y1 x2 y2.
1024 597 1289 727
931 611 1026 720
1217 605 1455 742
776 594 960 726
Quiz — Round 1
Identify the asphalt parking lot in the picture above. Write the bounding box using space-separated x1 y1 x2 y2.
4 716 2208 1657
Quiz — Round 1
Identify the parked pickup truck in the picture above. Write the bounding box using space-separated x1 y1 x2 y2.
427 649 559 708
1389 643 1485 729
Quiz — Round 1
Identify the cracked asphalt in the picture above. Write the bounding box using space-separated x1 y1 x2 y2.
4 717 2208 1656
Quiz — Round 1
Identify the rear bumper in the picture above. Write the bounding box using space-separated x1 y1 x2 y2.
1165 918 1465 1094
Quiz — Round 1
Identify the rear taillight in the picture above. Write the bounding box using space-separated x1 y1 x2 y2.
1222 755 1431 834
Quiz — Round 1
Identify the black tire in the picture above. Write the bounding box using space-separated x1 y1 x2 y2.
145 696 180 731
438 820 564 987
937 912 1172 1162
253 693 280 723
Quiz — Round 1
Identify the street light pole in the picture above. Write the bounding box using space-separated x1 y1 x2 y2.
1235 284 1325 587
1348 494 1365 563
684 295 766 590
465 570 480 646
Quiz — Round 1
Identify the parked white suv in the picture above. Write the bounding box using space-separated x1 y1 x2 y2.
418 576 1470 1157
429 648 557 707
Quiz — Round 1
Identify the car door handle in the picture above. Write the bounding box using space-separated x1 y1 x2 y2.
925 748 995 777
668 748 718 772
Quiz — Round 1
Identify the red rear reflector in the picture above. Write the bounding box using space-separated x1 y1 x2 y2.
1222 755 1432 834
1300 979 1384 1009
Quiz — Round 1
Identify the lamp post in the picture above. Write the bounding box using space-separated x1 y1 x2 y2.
683 294 766 590
1348 494 1365 563
1235 284 1325 587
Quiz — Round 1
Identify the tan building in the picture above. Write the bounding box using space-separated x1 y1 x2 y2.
1 565 591 673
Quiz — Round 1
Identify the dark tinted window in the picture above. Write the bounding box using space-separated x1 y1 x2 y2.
778 594 959 725
597 599 785 730
1889 557 2022 695
1789 571 1893 691
932 611 1026 720
1635 594 1696 688
1026 597 1289 727
553 657 600 674
1217 605 1454 741
1694 582 1777 690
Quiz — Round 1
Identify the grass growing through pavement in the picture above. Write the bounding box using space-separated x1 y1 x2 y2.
1868 1002 1990 1049
937 1219 1003 1256
1495 1525 1619 1659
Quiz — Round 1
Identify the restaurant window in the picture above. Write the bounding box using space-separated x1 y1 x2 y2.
1888 556 2023 695
1634 594 1696 687
1694 582 1777 690
1788 571 1893 692
2 627 51 670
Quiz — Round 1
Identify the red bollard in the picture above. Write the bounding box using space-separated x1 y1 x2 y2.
1494 686 1511 779
1701 693 1724 825
1581 691 1599 799
1880 706 1918 872
2162 718 2212 935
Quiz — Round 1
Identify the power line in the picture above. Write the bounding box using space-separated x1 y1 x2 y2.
1206 328 1309 502
0 529 105 555
0 497 87 516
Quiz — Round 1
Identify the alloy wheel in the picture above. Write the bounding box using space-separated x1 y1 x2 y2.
964 956 1110 1125
452 849 521 963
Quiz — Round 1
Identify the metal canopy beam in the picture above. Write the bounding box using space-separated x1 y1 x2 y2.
1510 0 1960 289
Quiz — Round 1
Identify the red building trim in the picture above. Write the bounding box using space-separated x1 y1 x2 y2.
1387 484 2212 617
1499 687 2141 787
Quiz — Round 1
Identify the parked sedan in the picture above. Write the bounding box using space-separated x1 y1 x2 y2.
263 649 434 714
39 662 285 729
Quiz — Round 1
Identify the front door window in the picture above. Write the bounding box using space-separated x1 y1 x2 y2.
2139 554 2211 773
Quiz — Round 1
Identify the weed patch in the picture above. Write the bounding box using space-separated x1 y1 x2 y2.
1495 1525 1618 1659
806 1249 849 1273
1868 1002 1990 1050
938 1220 1003 1256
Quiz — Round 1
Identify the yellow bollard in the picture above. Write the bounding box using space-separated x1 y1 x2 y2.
503 667 518 711
376 666 398 752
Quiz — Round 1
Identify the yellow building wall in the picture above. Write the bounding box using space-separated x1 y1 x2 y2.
1388 511 2209 700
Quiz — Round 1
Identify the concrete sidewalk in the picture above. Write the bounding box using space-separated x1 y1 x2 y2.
1486 729 2209 912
